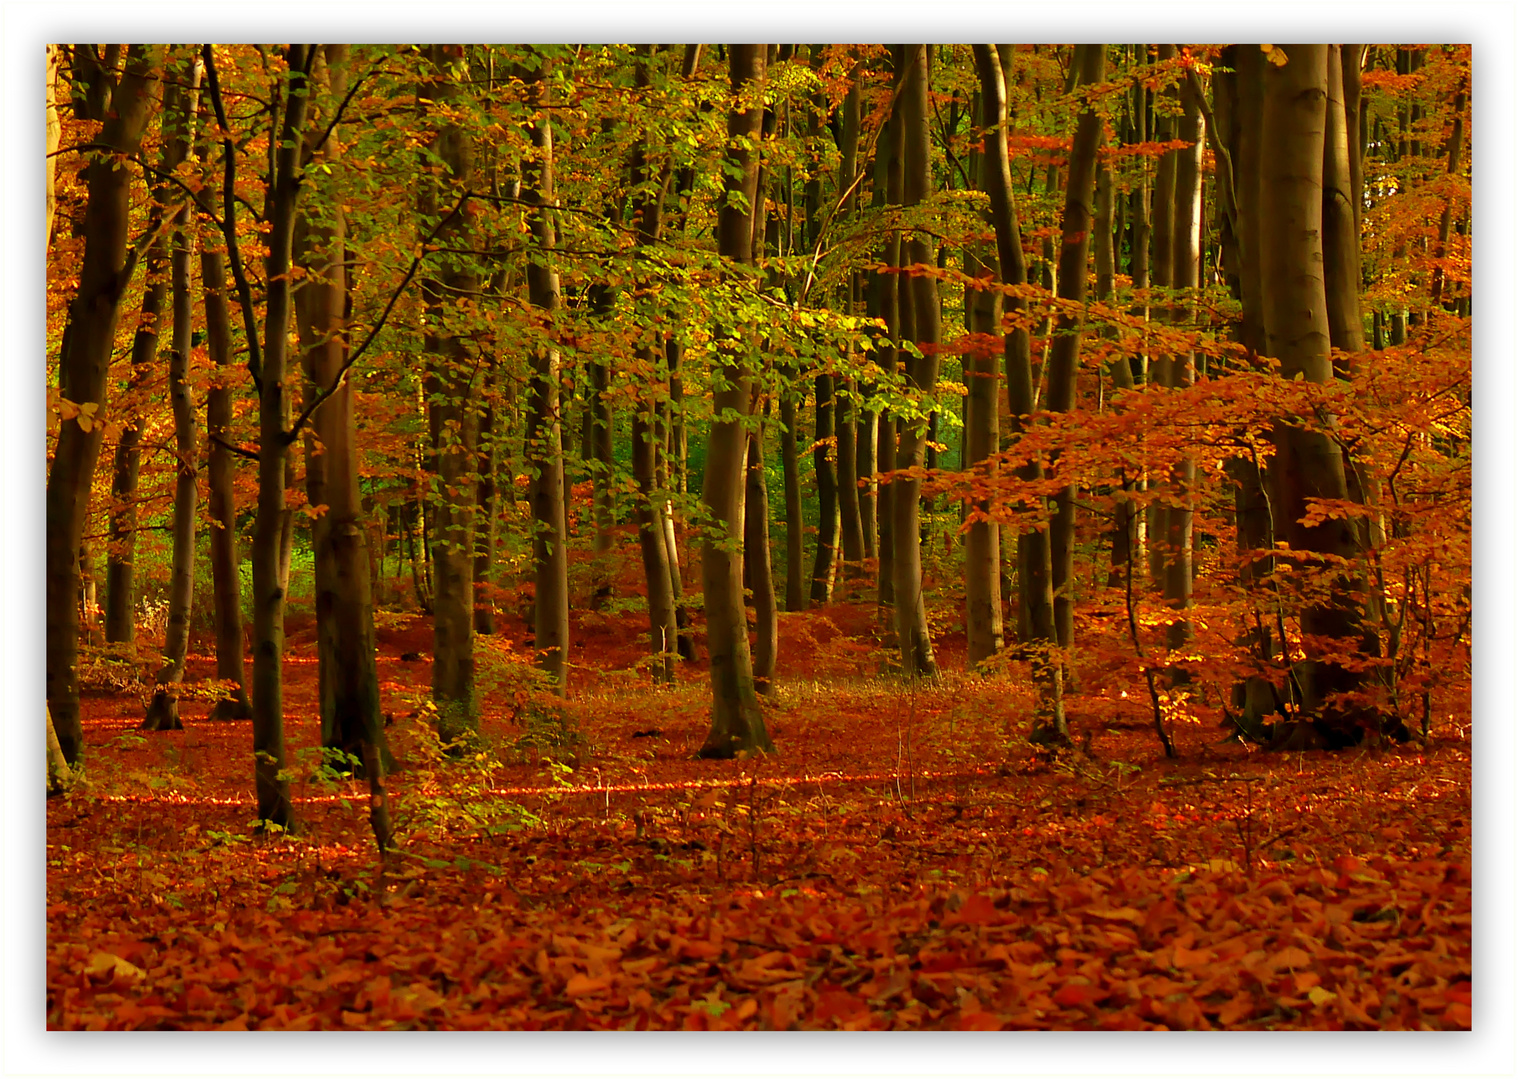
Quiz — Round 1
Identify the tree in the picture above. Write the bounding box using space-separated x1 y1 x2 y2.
698 43 775 759
889 44 939 679
1252 45 1377 743
971 42 1066 742
520 48 571 695
419 45 485 742
47 45 162 765
1044 43 1105 668
142 52 203 733
294 46 394 809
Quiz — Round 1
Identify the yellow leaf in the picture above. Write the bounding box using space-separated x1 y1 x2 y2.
1307 986 1337 1006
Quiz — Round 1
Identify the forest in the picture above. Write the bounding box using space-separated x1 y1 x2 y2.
44 43 1471 1034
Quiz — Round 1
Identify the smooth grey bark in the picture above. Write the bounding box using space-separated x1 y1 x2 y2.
46 45 160 765
1256 44 1376 740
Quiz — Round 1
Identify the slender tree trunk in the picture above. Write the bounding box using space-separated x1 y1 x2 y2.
962 102 1004 668
294 47 394 806
698 44 774 759
662 337 696 661
973 43 1066 742
1160 55 1202 655
835 75 866 569
200 188 252 720
633 369 677 679
229 45 313 829
628 46 687 677
1146 45 1179 594
474 391 498 634
420 47 484 739
104 246 166 647
46 45 160 765
587 284 617 609
521 54 570 695
779 390 805 612
890 44 939 679
810 374 840 604
1044 44 1105 663
142 58 203 733
745 413 778 694
874 89 904 613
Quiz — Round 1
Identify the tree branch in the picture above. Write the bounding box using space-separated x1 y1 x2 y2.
284 187 473 445
202 44 265 395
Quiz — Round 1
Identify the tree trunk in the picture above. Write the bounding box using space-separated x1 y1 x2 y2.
873 84 904 614
810 374 840 604
104 244 165 648
294 47 394 805
779 390 805 612
698 44 774 759
201 191 252 720
973 43 1066 742
142 57 202 733
1044 44 1105 665
745 413 778 694
633 371 678 680
834 76 866 568
1160 54 1203 656
236 45 313 829
1146 45 1179 594
587 285 617 610
521 54 570 695
473 392 499 634
889 45 940 678
47 704 73 797
46 45 160 765
962 99 1004 669
420 46 483 743
628 47 687 678
1255 44 1374 739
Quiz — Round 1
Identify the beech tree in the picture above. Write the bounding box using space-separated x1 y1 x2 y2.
697 43 775 759
47 45 161 765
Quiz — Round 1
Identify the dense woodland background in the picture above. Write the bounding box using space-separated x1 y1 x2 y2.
41 43 1476 1034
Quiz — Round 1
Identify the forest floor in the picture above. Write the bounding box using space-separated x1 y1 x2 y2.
47 582 1472 1031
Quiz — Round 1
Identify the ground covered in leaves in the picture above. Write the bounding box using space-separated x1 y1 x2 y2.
48 599 1472 1031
